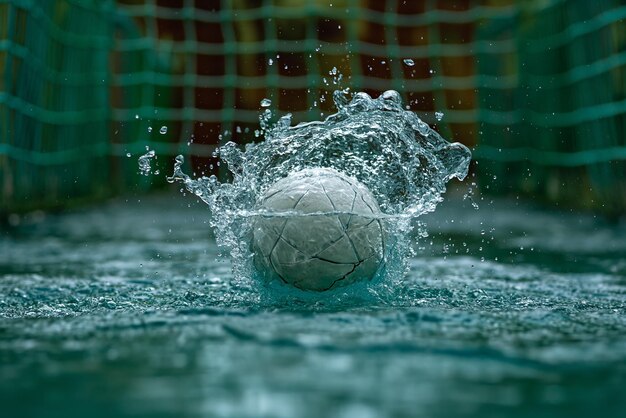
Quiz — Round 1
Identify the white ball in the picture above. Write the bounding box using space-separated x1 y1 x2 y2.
252 168 386 291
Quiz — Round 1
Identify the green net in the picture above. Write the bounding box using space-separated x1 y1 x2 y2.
476 0 626 214
1 0 625 215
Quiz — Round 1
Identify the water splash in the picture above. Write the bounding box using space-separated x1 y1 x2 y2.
168 90 471 295
138 149 156 176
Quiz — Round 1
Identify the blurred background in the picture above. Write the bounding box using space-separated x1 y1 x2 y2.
1 0 625 217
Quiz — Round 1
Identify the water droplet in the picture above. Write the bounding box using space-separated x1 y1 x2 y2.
260 98 271 107
126 153 131 158
148 126 153 133
160 126 168 134
135 114 139 119
268 58 273 65
435 111 444 121
277 113 292 129
138 149 156 176
403 59 415 66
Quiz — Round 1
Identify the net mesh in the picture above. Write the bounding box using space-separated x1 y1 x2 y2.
1 0 625 214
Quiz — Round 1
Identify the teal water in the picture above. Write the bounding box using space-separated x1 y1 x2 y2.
1 193 625 418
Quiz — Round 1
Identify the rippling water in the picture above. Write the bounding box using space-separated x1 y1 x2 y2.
1 193 625 417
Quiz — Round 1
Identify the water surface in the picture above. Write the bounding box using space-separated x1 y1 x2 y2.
1 193 625 417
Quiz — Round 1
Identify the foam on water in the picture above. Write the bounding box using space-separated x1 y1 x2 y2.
167 90 471 296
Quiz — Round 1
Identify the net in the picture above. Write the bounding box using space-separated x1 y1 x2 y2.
476 0 626 214
1 0 625 215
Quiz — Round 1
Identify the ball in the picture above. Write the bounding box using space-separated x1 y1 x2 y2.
252 168 386 291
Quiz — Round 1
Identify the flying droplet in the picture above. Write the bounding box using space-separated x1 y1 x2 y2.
126 153 131 158
160 126 168 134
260 98 272 107
403 59 415 66
435 111 444 121
268 58 273 66
148 126 153 133
138 149 155 176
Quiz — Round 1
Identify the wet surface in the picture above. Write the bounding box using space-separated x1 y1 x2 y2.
1 192 625 418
